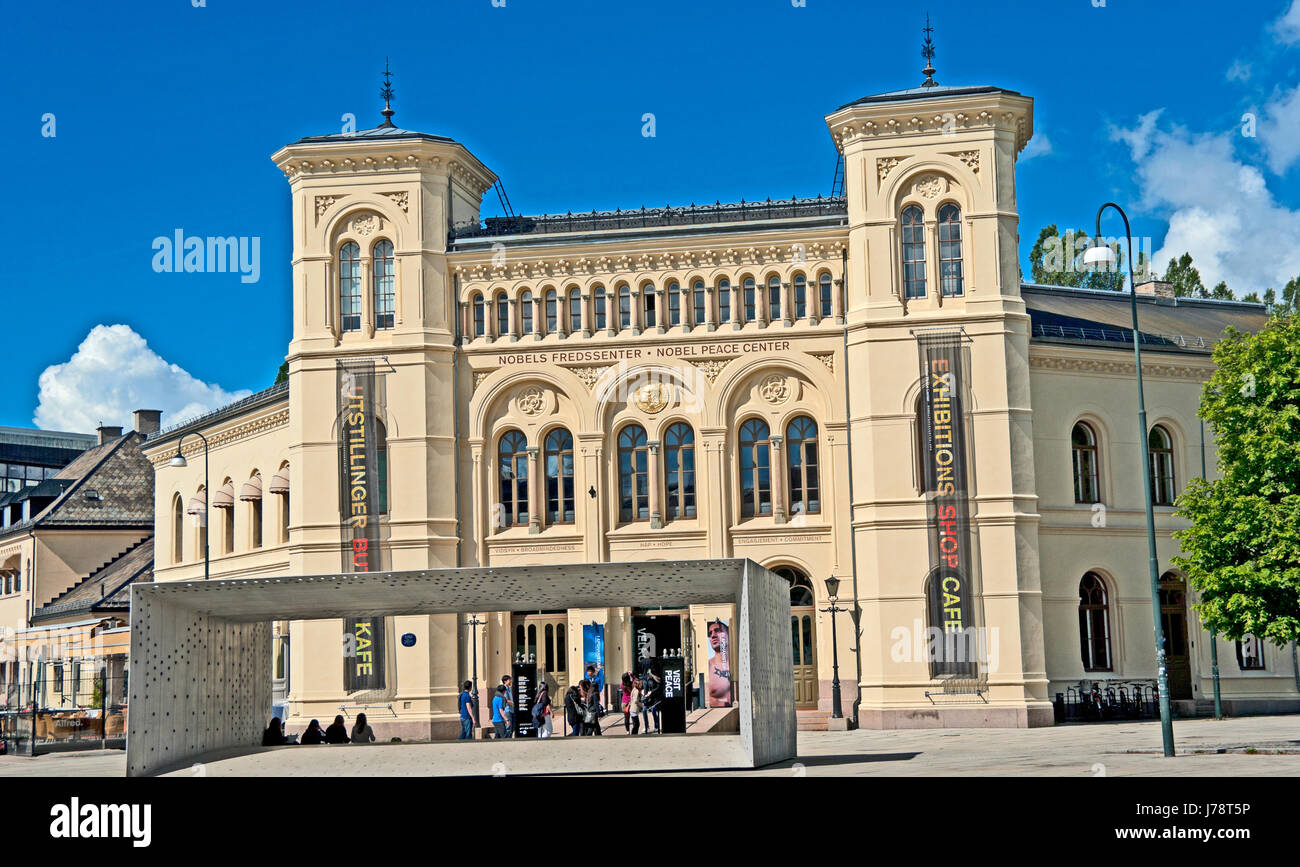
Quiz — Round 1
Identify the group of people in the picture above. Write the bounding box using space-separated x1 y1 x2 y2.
618 670 663 735
261 713 376 746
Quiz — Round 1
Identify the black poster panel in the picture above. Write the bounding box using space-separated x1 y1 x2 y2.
512 663 538 738
631 615 681 682
338 360 386 692
917 332 978 677
658 656 687 734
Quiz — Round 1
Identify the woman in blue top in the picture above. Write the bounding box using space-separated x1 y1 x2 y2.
491 685 509 739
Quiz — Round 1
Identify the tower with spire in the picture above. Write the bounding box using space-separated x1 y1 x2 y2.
379 57 396 128
921 14 937 87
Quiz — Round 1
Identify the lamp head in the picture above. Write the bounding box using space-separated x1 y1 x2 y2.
824 575 841 601
168 447 188 468
1082 243 1118 269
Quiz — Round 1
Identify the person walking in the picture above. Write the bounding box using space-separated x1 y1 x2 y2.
501 675 515 738
565 682 585 737
585 679 603 736
300 719 324 745
620 672 633 732
533 681 553 739
629 676 644 735
491 684 510 739
458 680 475 740
350 712 376 744
324 714 350 744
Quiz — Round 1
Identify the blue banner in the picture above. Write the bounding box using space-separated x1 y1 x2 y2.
582 624 604 693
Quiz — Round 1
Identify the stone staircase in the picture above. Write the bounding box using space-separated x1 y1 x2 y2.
797 709 829 731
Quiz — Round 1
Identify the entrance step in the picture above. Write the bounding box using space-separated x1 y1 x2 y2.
797 710 829 732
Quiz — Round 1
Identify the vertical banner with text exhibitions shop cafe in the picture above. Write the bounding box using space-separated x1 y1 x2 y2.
917 331 981 677
338 359 387 693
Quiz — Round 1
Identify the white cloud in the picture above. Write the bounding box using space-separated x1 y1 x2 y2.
34 324 251 433
1110 114 1300 293
1226 59 1252 83
1020 130 1052 161
1274 0 1300 43
1258 83 1300 174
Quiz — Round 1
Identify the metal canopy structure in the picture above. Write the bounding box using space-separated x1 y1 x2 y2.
126 558 796 777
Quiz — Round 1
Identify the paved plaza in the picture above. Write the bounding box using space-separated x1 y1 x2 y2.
2 715 1297 777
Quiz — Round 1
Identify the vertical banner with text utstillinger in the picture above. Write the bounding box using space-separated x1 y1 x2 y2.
338 359 387 693
917 331 981 677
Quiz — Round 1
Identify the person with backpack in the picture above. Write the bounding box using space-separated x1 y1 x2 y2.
565 682 585 737
533 681 553 738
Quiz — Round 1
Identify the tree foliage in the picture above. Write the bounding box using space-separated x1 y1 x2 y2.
1173 314 1300 644
1028 225 1128 291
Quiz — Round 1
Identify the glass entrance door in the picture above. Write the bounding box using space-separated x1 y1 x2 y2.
513 614 569 703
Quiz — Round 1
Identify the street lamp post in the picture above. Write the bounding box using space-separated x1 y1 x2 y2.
466 614 485 727
168 431 210 581
821 576 846 720
1083 204 1176 757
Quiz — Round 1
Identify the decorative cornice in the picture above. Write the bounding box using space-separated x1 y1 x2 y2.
148 408 290 466
280 153 437 181
1028 354 1210 380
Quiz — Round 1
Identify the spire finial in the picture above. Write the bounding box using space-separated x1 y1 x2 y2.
921 14 938 88
379 57 396 128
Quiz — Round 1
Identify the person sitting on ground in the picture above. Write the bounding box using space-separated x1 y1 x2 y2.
350 712 376 744
300 719 324 745
324 714 350 744
262 717 287 746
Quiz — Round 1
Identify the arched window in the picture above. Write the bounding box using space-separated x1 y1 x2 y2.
901 205 927 299
171 493 184 564
618 285 632 330
372 240 395 329
594 286 607 330
937 203 964 297
819 273 833 318
1078 572 1112 672
743 277 756 323
544 289 558 334
786 416 820 516
693 280 706 326
738 419 772 518
218 478 235 555
775 566 814 606
568 288 582 333
1236 636 1265 670
767 275 782 322
668 281 681 326
246 472 263 550
793 274 807 319
664 422 696 520
618 425 649 522
544 428 575 525
1072 422 1101 504
1149 425 1176 506
498 430 529 528
472 293 485 338
718 279 732 324
496 292 510 337
642 285 657 328
339 242 362 332
194 486 208 561
520 290 534 334
376 419 389 516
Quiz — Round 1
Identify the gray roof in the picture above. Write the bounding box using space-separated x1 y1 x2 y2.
31 537 153 624
292 124 455 146
148 380 288 447
837 84 1020 111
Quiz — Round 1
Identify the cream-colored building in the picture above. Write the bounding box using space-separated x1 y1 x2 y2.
141 73 1298 738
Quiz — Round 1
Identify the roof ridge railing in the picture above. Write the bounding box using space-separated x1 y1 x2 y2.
151 380 289 439
449 195 848 241
1031 323 1209 349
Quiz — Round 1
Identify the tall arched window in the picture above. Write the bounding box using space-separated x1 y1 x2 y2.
786 416 820 516
668 281 681 326
618 425 649 522
901 205 927 299
472 292 485 337
819 273 833 318
1149 425 1176 506
498 430 529 528
520 290 534 334
171 493 183 564
568 288 582 333
618 285 632 330
717 279 731 324
642 285 657 328
544 427 575 525
372 240 395 330
376 419 389 516
339 242 362 331
937 203 964 297
544 289 558 334
743 277 756 323
1078 572 1112 671
767 275 782 322
775 567 815 606
664 422 696 520
496 292 510 337
793 274 807 319
245 472 263 550
1072 422 1100 504
739 419 772 518
692 280 706 326
594 286 607 330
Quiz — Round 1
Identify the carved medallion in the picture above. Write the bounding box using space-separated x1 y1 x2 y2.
759 374 791 405
351 213 381 236
518 386 546 416
913 175 949 199
633 382 671 414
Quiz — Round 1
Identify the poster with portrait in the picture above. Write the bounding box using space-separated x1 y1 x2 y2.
706 619 733 708
581 623 605 694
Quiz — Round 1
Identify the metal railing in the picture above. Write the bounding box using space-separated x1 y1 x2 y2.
450 195 849 241
1032 323 1209 350
1053 680 1159 723
0 669 128 755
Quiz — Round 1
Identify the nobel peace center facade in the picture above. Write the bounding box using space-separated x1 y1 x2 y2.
141 75 1299 739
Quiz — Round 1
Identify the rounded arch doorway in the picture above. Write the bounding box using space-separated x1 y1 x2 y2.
774 566 818 708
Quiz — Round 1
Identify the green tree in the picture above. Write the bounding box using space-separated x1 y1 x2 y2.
1163 253 1206 298
274 361 288 385
1028 225 1126 290
1210 281 1234 301
1173 314 1300 645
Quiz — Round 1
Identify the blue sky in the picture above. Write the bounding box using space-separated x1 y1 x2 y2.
4 0 1300 431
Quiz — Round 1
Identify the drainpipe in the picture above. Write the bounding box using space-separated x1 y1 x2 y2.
1201 419 1223 719
839 246 863 728
452 271 464 569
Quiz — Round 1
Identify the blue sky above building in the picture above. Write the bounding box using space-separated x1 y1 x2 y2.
3 0 1299 430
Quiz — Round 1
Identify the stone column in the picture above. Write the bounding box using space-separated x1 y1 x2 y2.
655 288 667 334
629 289 642 336
782 280 794 327
833 277 846 324
807 279 820 325
532 295 543 341
769 434 786 524
581 293 592 338
706 285 718 332
682 285 694 333
526 446 541 534
459 302 471 345
647 440 662 529
508 295 519 342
